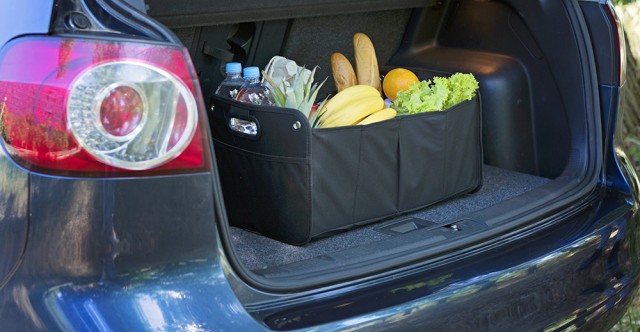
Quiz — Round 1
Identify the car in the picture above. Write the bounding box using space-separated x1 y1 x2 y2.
0 0 638 330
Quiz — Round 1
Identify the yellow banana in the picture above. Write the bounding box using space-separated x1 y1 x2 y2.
318 85 380 120
321 96 385 128
321 95 377 125
358 107 397 125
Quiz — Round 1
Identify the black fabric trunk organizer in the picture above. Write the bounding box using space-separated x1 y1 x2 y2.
210 81 482 245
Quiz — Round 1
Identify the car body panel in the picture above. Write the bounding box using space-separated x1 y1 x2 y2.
0 144 29 288
0 173 229 330
34 256 263 331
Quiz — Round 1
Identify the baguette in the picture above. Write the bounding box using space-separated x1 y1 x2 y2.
353 32 380 92
330 52 357 92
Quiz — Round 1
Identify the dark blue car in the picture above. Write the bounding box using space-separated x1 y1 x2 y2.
1 0 638 330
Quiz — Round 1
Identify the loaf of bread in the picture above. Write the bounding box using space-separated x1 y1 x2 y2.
353 32 380 92
330 52 357 92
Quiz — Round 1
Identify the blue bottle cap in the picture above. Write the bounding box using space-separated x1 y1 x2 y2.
225 62 242 74
243 66 260 79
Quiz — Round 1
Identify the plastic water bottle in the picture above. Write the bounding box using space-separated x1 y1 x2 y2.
215 62 244 99
235 67 272 106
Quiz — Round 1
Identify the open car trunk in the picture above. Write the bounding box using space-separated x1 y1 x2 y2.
146 0 600 288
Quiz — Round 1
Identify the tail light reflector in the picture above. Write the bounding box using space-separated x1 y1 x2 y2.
0 36 209 176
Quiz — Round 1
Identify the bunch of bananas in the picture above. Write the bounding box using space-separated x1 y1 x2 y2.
315 85 396 128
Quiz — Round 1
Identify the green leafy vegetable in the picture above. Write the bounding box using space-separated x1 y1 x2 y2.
392 72 479 114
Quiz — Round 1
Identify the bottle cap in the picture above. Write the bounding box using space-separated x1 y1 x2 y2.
225 62 242 74
243 66 260 79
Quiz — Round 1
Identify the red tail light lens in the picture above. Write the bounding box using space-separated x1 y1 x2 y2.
0 36 209 176
98 84 144 138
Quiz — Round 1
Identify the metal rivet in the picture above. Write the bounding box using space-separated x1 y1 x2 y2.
293 121 301 130
210 105 215 112
68 13 91 30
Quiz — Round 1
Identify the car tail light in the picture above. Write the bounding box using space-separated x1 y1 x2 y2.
0 36 209 176
604 2 627 86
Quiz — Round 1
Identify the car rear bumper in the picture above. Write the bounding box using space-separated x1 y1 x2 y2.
254 193 640 331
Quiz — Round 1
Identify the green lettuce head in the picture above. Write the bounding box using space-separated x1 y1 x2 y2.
393 73 479 114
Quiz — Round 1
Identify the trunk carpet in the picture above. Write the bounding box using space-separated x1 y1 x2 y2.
229 165 550 271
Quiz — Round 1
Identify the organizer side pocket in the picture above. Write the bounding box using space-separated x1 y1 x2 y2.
210 96 313 245
213 142 312 245
443 97 482 196
397 112 447 211
310 128 362 237
353 120 400 223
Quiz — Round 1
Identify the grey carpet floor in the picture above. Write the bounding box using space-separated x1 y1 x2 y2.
230 165 550 271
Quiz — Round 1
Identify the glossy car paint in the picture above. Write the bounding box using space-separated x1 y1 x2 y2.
262 196 638 331
0 142 29 288
0 172 267 330
0 1 639 331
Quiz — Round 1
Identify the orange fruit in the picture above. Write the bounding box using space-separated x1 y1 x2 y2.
383 68 419 102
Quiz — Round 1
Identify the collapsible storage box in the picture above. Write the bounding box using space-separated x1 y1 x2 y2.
210 76 482 245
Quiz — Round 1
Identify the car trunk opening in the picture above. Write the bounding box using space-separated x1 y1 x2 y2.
146 0 601 289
